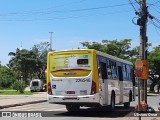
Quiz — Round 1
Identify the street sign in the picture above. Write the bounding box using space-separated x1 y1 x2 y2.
141 60 148 80
135 59 143 78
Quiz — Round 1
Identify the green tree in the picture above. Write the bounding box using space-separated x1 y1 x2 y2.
31 42 51 79
148 45 160 92
31 42 50 67
8 42 51 84
0 66 16 89
8 48 38 83
81 39 139 62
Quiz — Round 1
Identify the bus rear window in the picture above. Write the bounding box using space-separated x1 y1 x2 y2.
32 82 39 86
77 59 88 65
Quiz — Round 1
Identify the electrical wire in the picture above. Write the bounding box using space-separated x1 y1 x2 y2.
0 1 136 21
132 17 139 25
149 19 160 36
134 0 141 5
0 2 134 16
0 9 133 21
129 0 139 13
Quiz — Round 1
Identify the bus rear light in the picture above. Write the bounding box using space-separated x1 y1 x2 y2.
91 81 96 95
47 82 52 95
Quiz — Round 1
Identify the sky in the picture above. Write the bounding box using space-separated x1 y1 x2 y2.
0 0 160 65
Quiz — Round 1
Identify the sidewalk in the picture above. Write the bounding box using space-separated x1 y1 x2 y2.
0 92 47 109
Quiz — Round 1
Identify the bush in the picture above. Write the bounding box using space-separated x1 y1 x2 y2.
11 80 26 93
0 66 17 89
0 78 16 89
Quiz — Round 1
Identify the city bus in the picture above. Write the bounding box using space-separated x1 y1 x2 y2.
47 49 135 112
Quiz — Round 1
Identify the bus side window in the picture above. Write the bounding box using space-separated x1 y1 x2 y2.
100 62 107 80
97 57 101 77
123 64 127 80
107 59 112 79
126 65 131 80
111 61 117 79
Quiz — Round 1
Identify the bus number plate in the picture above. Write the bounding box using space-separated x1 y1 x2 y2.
66 91 75 94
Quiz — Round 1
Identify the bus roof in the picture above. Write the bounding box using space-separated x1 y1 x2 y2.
49 49 133 65
95 50 133 65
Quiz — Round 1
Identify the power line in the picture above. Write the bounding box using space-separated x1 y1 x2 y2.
149 19 160 37
129 0 138 12
0 0 88 16
0 9 133 22
147 0 160 7
0 2 134 16
0 2 136 22
149 19 160 29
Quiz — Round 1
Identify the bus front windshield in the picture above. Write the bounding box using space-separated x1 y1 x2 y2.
50 53 92 72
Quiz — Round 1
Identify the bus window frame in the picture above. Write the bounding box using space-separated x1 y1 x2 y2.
122 64 132 81
97 55 108 81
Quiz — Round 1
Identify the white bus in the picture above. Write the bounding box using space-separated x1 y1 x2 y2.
47 49 135 112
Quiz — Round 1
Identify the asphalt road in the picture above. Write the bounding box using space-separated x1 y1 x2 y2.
0 94 159 120
0 102 134 119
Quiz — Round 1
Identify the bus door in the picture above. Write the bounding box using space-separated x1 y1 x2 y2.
118 65 123 103
98 56 108 105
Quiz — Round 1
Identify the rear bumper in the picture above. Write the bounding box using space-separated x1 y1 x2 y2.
47 93 100 105
30 87 42 91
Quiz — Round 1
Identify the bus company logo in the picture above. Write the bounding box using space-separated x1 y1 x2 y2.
64 59 69 65
2 112 12 117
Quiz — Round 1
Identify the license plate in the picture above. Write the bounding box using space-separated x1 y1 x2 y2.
66 91 75 94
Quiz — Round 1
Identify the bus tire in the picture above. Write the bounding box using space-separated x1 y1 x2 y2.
40 89 43 92
124 91 132 108
124 102 130 108
110 93 115 111
66 105 80 112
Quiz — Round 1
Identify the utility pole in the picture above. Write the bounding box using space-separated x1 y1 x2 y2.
20 41 22 50
138 0 148 103
49 32 53 50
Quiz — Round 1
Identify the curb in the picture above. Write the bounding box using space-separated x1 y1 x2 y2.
0 100 47 109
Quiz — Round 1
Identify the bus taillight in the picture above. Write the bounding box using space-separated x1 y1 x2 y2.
47 82 52 95
91 81 96 94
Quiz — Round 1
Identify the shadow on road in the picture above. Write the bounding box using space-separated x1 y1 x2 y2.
53 106 135 118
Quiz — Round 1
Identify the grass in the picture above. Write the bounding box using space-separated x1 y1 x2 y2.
0 87 14 90
0 90 33 95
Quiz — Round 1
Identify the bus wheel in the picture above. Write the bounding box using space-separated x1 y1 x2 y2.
124 102 130 108
66 105 80 112
110 94 115 111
